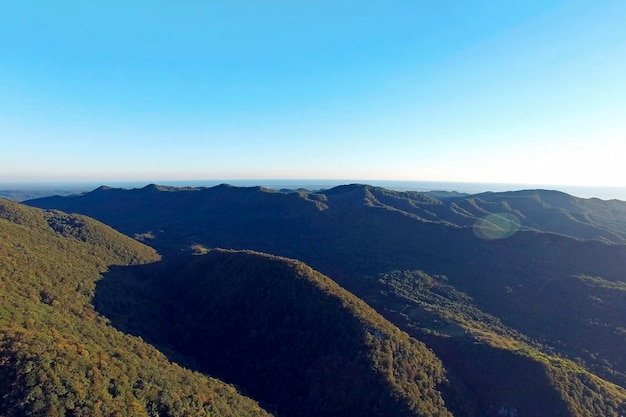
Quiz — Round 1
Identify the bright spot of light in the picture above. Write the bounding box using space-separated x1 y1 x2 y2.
473 213 521 240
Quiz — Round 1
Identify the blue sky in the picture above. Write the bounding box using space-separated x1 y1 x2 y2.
1 1 625 187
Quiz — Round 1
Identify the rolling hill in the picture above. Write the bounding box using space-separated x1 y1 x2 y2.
0 198 469 416
22 184 626 415
94 249 461 417
0 198 271 417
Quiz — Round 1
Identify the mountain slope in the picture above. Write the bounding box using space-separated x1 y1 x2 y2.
357 269 626 417
0 199 271 417
95 249 460 417
24 184 626 413
440 189 626 243
25 184 329 254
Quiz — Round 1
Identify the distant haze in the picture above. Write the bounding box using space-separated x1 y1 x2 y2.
2 180 626 201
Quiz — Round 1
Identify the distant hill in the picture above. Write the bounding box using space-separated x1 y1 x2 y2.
441 189 626 243
24 184 626 415
26 183 626 246
0 198 271 417
0 187 93 202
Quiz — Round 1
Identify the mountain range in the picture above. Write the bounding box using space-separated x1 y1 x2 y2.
1 183 624 416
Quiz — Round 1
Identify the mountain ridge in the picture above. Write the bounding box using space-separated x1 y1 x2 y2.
26 183 626 244
20 184 626 415
94 249 461 417
0 198 273 416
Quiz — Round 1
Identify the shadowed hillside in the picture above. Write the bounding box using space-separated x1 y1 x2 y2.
0 199 272 417
24 184 626 414
356 269 626 417
95 249 460 417
440 190 626 243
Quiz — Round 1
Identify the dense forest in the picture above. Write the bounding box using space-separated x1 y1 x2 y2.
95 250 460 417
2 183 625 416
0 199 271 416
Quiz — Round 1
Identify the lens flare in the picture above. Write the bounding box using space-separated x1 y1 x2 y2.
473 213 521 240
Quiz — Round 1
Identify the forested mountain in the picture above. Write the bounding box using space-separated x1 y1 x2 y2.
27 184 626 246
437 189 626 243
94 250 459 417
0 199 271 417
0 196 466 416
17 184 626 415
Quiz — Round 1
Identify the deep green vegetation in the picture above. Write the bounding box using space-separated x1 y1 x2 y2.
95 250 460 417
357 269 626 416
0 199 271 417
17 184 626 415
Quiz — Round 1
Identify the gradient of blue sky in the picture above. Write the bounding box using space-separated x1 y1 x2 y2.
1 1 625 186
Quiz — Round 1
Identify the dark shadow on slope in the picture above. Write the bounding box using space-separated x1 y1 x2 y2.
94 252 451 417
93 259 186 363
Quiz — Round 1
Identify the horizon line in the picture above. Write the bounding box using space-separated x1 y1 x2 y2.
2 179 626 201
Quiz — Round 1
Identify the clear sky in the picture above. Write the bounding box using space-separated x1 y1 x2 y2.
1 1 625 187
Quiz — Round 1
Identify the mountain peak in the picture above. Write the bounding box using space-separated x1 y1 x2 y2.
141 184 173 192
93 185 113 192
